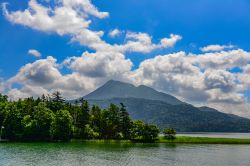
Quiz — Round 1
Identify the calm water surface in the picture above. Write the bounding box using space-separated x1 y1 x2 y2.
177 132 250 138
1 141 250 166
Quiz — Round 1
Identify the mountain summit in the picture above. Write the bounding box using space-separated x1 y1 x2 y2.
80 80 250 132
84 80 183 105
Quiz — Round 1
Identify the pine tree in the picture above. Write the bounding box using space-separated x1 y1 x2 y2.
119 103 131 139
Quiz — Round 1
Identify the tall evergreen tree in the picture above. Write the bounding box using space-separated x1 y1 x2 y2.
90 105 102 133
74 98 90 138
119 103 131 139
50 91 65 112
51 91 65 103
101 104 121 139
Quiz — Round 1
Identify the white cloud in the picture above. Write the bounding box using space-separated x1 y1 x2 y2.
237 64 250 90
109 29 121 38
9 56 61 86
8 86 48 100
200 44 235 52
2 0 106 51
160 34 183 47
3 1 181 54
128 50 250 106
112 32 182 53
5 56 102 100
28 49 41 57
61 0 109 19
203 69 236 93
191 49 250 69
64 51 132 78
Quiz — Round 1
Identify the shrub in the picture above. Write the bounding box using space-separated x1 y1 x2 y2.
163 128 176 140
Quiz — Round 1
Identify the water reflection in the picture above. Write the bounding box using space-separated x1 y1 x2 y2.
1 142 250 166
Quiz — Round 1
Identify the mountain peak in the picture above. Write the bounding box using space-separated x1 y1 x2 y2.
84 80 183 105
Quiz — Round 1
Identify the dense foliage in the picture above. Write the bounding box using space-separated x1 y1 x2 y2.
163 128 176 140
0 93 159 142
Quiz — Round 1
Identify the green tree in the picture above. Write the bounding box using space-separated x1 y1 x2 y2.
51 91 65 103
119 103 131 139
142 124 160 141
49 91 65 112
0 94 8 102
90 105 102 134
2 103 23 140
130 120 145 140
100 104 121 139
130 120 159 142
0 94 8 127
50 110 73 141
32 103 55 140
74 99 90 138
163 128 176 140
83 124 99 139
21 115 36 140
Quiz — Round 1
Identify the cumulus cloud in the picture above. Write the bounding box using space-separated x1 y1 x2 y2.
191 49 250 69
64 51 132 78
9 56 61 86
200 44 235 52
109 29 121 38
128 50 249 106
2 0 107 51
5 56 104 100
2 1 180 53
8 85 48 100
237 64 250 90
203 69 236 93
28 49 41 57
112 33 182 53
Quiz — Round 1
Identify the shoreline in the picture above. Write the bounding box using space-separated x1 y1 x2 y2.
2 136 250 144
157 136 250 144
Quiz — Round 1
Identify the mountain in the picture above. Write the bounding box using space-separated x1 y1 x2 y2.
85 80 183 105
79 80 250 132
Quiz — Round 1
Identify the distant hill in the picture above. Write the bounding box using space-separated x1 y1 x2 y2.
85 80 183 105
74 80 250 132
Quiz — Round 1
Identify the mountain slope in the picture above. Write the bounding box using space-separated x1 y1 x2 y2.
88 98 250 132
84 80 183 105
78 80 250 132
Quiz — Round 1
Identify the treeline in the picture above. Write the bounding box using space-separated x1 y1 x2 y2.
0 92 160 142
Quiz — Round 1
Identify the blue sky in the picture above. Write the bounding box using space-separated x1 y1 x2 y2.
2 0 250 77
0 0 250 116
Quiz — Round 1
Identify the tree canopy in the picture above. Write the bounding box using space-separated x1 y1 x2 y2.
0 93 160 142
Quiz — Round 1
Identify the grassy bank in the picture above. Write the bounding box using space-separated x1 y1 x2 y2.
2 136 250 144
157 136 250 144
72 136 250 144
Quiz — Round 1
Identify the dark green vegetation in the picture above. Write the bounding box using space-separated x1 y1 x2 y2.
0 93 159 142
82 80 250 132
163 128 176 140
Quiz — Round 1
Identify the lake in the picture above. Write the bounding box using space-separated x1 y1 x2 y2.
177 132 250 138
1 141 250 166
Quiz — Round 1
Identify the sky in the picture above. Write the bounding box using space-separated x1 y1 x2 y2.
0 0 250 117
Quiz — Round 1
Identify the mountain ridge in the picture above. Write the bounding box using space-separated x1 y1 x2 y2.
84 80 183 105
76 80 250 132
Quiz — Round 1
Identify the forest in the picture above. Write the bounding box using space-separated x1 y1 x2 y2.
0 92 160 142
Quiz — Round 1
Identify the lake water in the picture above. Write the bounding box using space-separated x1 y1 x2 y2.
177 132 250 138
1 141 250 166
